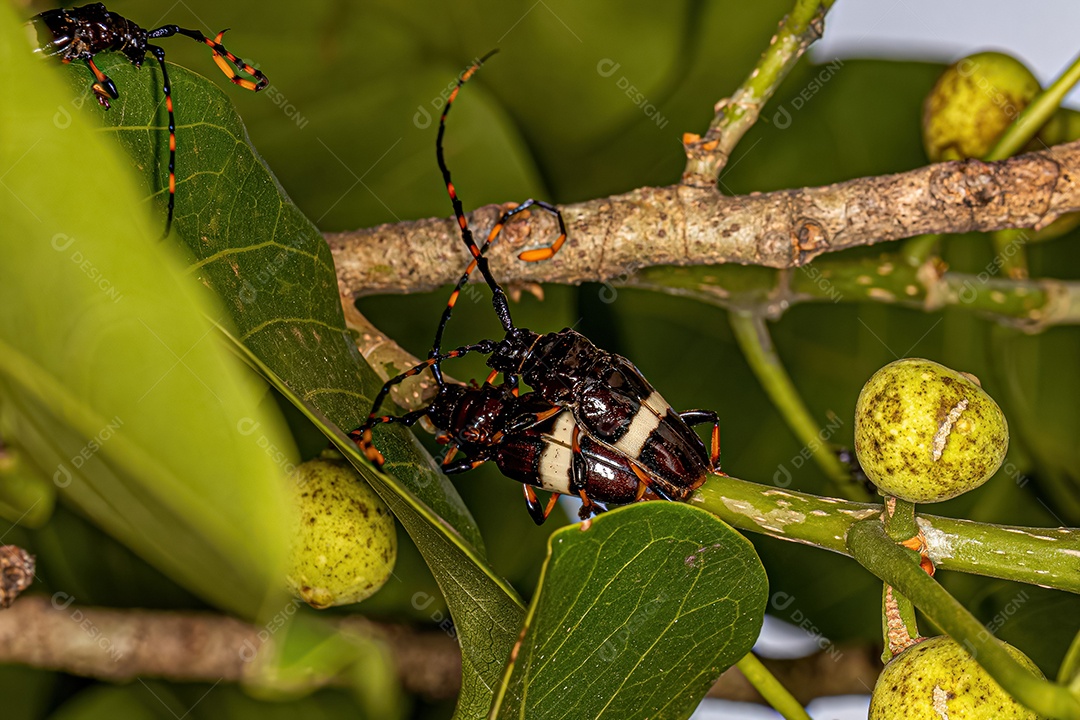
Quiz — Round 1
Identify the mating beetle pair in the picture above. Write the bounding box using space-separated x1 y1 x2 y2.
352 55 723 524
33 9 724 523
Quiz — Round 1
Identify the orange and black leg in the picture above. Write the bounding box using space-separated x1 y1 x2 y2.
350 340 498 464
523 485 562 525
679 409 723 474
85 58 118 108
149 26 268 90
568 424 605 521
349 408 429 466
509 199 568 263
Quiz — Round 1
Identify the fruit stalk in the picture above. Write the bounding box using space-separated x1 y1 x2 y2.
880 497 923 661
849 518 1080 719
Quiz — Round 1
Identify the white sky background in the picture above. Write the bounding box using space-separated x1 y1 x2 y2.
694 2 1080 718
811 0 1080 107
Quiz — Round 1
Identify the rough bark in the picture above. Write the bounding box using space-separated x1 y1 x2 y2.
329 141 1080 297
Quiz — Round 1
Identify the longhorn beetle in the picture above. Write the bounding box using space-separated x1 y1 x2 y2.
30 3 268 237
353 53 723 523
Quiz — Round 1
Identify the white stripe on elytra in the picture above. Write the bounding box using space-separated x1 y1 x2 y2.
613 391 669 457
537 411 575 495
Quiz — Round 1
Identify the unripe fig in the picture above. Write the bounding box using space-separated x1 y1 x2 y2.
922 51 1041 162
870 636 1043 719
286 458 396 608
854 359 1008 503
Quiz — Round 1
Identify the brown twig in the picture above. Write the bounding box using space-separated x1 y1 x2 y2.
329 140 1080 298
0 595 876 706
0 595 460 700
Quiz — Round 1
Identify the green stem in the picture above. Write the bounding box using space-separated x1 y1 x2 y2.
991 229 1029 280
900 234 941 267
728 311 862 499
1060 629 1080 685
883 496 918 542
691 473 1080 594
630 254 1080 331
848 518 1080 719
682 0 836 185
735 653 812 720
987 51 1080 162
880 497 922 661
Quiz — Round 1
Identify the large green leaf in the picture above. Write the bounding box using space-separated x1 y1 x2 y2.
0 1 291 619
490 502 768 720
70 50 486 551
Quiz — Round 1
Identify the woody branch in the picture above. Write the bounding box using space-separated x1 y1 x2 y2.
328 140 1080 298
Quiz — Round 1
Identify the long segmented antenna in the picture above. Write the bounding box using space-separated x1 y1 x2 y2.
430 50 508 380
429 51 569 385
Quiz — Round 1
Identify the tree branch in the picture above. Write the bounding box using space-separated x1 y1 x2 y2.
329 140 1080 298
0 596 461 700
628 254 1080 330
0 595 880 706
682 0 834 186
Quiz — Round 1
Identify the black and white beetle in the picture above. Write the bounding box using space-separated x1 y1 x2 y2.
352 356 678 524
30 3 268 237
352 53 723 523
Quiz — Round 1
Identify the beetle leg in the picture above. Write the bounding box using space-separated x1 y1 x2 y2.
488 198 570 263
629 461 679 502
634 481 648 501
679 409 724 475
86 58 118 108
441 443 458 465
443 457 487 474
348 408 428 467
523 485 559 525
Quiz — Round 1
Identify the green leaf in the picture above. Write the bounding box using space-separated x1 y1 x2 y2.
490 502 768 720
0 2 291 619
70 50 488 552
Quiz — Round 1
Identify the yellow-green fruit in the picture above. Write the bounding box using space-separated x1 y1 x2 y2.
854 359 1008 503
287 458 396 608
870 636 1043 719
923 51 1041 162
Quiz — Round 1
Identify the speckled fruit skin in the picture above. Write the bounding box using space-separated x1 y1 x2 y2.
854 358 1008 503
922 51 1041 162
286 458 396 609
869 636 1043 719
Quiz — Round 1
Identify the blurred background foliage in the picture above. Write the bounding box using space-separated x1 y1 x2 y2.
6 0 1080 717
